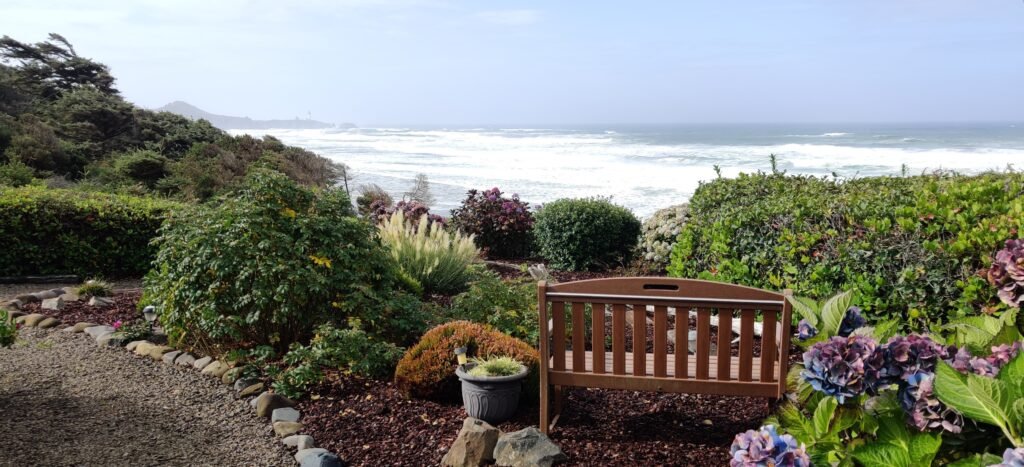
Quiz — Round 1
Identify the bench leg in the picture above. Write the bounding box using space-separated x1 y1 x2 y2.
539 383 550 435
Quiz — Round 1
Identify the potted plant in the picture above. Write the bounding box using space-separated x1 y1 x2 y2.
455 354 529 424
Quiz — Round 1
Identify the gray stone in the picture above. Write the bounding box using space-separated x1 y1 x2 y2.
32 290 59 300
146 345 174 360
200 360 229 377
14 294 38 304
493 427 566 467
294 448 328 464
84 325 115 339
97 333 126 347
88 296 115 307
126 340 149 351
271 407 301 423
442 417 500 467
221 366 244 385
58 292 81 302
18 314 46 326
49 288 66 294
2 299 23 311
300 451 343 467
234 377 258 392
162 350 183 365
62 326 77 332
174 353 196 367
8 310 25 320
74 322 100 333
273 421 303 437
239 383 264 398
41 297 64 311
256 393 295 418
37 317 61 328
134 342 155 356
284 434 315 450
250 391 269 408
192 356 213 370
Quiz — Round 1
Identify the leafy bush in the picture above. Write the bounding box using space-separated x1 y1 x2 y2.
989 239 1024 308
448 271 539 345
356 183 393 217
450 187 534 259
639 203 689 270
0 159 34 187
669 171 1024 331
111 149 169 188
394 320 538 400
467 355 524 377
370 199 445 227
533 197 641 271
146 169 422 354
377 210 479 295
77 279 113 297
0 309 16 347
272 323 404 399
113 319 152 342
0 185 179 276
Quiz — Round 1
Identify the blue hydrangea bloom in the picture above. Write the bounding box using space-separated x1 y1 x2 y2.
837 306 867 337
730 425 810 467
797 319 818 341
995 447 1024 467
802 335 884 403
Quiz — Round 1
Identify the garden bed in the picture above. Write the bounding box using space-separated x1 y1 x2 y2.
21 291 143 326
299 370 770 466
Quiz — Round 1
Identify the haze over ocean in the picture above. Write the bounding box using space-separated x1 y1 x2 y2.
231 123 1024 217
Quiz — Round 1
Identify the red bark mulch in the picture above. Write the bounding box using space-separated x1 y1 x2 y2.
20 291 143 326
299 370 769 466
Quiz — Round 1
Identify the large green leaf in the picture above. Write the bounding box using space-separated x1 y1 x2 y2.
813 396 838 438
852 443 910 467
934 361 1013 436
907 431 942 466
853 413 941 467
945 453 1005 467
776 402 814 442
788 295 820 327
820 290 853 337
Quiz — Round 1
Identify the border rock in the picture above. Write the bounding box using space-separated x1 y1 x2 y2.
493 427 566 467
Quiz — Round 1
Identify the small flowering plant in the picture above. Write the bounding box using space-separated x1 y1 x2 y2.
450 187 534 259
729 425 810 467
988 239 1024 308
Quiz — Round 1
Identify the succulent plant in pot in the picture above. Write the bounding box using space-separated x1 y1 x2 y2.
455 354 529 424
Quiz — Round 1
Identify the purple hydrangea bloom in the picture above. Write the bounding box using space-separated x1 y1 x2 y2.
797 319 818 341
948 342 1023 377
802 335 885 403
882 334 949 383
897 371 963 433
995 447 1024 467
730 425 810 467
988 239 1024 308
837 306 867 337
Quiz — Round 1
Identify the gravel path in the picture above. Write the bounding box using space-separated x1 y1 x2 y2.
0 327 292 466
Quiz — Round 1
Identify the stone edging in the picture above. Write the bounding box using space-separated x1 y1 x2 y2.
2 288 342 467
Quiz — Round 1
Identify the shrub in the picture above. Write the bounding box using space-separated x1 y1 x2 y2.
111 149 169 188
145 169 419 354
669 171 1024 330
113 319 152 342
0 186 179 276
0 309 16 347
370 199 445 227
272 323 404 399
533 197 642 271
448 272 539 345
639 203 689 270
77 279 113 297
377 210 479 295
394 320 538 400
450 187 534 259
356 183 393 217
0 159 34 187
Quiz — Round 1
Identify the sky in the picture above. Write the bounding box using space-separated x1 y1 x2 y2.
2 0 1023 125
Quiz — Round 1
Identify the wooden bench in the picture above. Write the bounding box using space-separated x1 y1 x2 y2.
536 277 793 433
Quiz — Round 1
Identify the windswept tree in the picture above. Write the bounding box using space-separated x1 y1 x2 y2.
0 33 118 101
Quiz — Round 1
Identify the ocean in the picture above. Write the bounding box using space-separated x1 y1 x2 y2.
228 124 1024 218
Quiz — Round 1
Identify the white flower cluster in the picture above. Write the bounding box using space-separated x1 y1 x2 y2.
639 203 689 269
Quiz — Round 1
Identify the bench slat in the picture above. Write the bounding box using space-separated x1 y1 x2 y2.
738 309 755 381
675 307 689 379
552 301 566 371
612 304 626 374
572 302 585 372
592 303 606 374
632 304 646 376
696 308 711 380
550 350 766 380
653 305 667 377
717 309 733 380
760 310 777 382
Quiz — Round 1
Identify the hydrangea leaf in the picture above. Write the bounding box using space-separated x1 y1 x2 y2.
813 396 838 438
820 290 853 337
788 295 820 328
851 443 910 467
934 361 1012 434
944 453 1005 467
907 431 941 466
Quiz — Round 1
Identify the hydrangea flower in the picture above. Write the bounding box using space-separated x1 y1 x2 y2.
948 342 1023 377
837 306 867 337
797 319 818 341
995 447 1024 467
897 371 963 433
988 239 1024 308
730 425 810 467
881 334 948 383
802 335 885 403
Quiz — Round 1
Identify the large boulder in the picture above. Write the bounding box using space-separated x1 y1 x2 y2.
493 427 566 467
442 417 500 467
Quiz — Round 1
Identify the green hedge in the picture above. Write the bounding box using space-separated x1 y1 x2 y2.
534 197 641 271
0 186 180 276
668 171 1024 330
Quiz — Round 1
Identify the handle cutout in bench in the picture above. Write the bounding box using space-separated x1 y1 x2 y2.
643 283 679 291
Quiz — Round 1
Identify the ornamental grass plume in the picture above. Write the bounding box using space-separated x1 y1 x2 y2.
988 239 1024 308
801 335 885 403
377 210 479 295
729 425 810 467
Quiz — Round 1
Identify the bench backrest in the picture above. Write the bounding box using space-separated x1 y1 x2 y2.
537 277 793 398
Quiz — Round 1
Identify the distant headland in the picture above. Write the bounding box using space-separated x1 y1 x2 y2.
156 101 356 130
